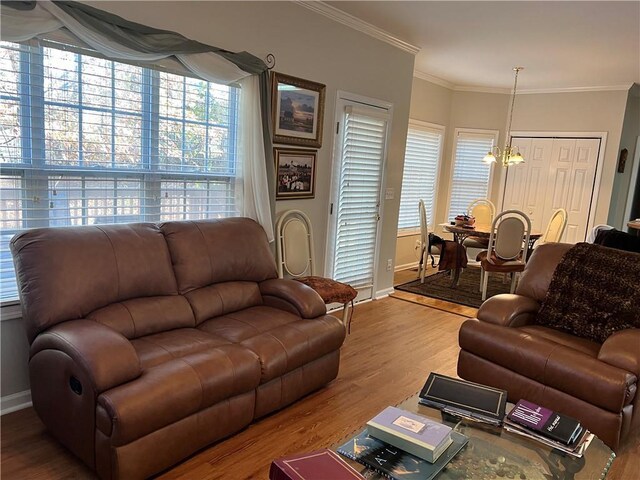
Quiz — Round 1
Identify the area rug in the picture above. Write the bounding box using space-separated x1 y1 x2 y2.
395 268 512 308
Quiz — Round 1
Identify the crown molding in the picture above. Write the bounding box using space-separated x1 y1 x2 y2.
517 84 633 95
412 70 454 89
453 85 511 94
412 72 634 95
295 1 420 55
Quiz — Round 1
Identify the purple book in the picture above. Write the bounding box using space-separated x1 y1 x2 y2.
507 400 582 445
366 406 453 463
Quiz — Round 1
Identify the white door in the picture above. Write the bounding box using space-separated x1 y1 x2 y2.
503 138 554 232
546 138 600 243
503 136 600 242
326 97 391 301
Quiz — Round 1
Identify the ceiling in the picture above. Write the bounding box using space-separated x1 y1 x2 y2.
323 1 640 91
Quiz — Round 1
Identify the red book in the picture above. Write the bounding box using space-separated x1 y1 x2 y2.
270 449 365 480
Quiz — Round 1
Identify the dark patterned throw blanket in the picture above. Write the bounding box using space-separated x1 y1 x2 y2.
536 242 640 343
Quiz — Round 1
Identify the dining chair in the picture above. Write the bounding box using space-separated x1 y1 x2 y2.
463 199 496 250
418 199 441 283
477 210 531 301
538 208 568 245
276 209 357 326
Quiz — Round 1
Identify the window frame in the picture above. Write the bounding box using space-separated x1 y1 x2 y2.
0 40 240 304
397 119 445 236
446 127 498 222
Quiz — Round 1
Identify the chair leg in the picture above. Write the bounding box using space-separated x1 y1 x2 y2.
510 272 518 293
481 270 489 301
420 251 426 284
479 269 484 292
342 303 349 324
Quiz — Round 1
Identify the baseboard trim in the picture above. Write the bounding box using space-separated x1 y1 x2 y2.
1 390 32 415
394 262 418 272
374 287 395 299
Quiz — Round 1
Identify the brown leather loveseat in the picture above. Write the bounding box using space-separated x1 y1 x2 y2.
11 218 346 479
458 243 639 450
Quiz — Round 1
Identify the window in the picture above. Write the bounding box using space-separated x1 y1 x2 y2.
397 121 444 231
447 129 497 221
0 40 240 302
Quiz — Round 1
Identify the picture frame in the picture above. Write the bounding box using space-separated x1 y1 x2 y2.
618 148 628 173
271 72 326 148
275 148 317 200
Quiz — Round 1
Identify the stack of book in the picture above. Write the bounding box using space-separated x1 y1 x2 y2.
337 406 468 480
503 399 594 457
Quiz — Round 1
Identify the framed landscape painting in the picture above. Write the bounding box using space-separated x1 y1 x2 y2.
275 148 316 200
272 72 326 148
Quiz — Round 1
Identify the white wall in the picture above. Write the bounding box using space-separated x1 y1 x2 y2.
1 1 416 407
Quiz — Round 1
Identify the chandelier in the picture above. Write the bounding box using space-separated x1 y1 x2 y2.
482 67 525 167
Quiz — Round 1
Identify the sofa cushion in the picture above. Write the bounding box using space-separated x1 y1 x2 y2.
160 218 277 294
10 223 178 342
97 344 261 445
518 325 600 357
130 328 231 369
87 296 195 339
185 281 263 325
459 320 637 412
199 306 346 382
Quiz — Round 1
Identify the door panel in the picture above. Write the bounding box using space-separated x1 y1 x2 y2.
564 139 600 243
327 100 390 301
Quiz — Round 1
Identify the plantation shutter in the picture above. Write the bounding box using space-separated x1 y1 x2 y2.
332 106 388 289
448 131 495 221
397 125 443 230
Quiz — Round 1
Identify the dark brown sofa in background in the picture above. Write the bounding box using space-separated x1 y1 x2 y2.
11 218 346 479
457 243 639 450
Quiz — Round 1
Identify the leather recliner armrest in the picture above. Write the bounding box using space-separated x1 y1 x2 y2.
598 328 640 376
30 320 142 393
477 293 540 327
259 279 326 319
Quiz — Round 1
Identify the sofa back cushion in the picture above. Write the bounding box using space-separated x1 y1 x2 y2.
517 242 572 302
11 223 178 342
87 296 195 339
185 282 263 325
161 218 277 294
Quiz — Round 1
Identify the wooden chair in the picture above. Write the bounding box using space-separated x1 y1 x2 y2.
463 199 496 250
477 210 531 301
417 199 441 283
276 210 357 327
538 208 567 244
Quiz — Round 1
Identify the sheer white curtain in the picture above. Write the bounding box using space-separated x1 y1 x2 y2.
0 0 274 240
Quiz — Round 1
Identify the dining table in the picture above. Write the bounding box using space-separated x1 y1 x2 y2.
439 223 543 287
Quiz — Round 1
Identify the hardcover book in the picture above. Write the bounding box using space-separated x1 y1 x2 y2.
419 373 507 425
337 428 468 480
506 400 583 445
366 406 453 463
269 449 365 480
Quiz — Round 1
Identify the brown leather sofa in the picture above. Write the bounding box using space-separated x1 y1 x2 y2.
458 243 639 450
11 218 346 479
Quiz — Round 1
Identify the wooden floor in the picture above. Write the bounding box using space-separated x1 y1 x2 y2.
2 295 639 479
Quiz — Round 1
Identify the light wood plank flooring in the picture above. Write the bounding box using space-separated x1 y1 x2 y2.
1 297 638 479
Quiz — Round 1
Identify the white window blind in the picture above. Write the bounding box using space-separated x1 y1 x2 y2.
447 131 495 221
333 107 388 289
397 124 443 230
0 40 240 302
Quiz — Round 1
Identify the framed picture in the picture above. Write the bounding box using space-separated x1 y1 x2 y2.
275 148 317 200
272 72 326 148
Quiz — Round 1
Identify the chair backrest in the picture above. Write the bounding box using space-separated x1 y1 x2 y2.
276 210 315 278
467 199 495 226
487 210 532 262
541 208 567 243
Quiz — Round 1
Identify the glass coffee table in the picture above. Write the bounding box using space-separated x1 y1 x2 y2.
334 393 616 480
